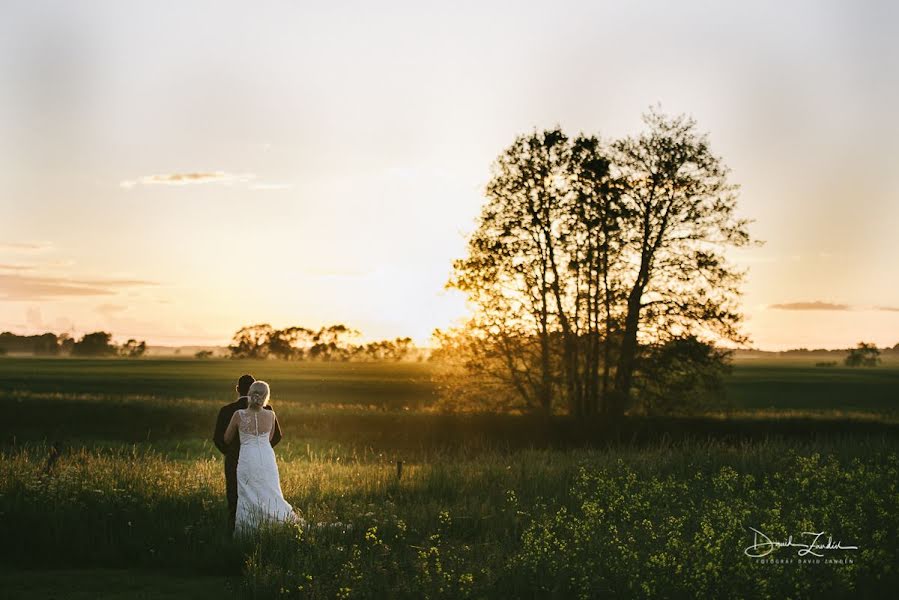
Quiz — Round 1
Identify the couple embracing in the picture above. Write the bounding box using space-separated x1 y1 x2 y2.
212 374 298 535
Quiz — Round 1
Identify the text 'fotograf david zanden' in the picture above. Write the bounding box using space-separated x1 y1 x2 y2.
744 527 859 560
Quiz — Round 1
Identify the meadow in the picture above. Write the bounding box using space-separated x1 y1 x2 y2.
1 356 897 598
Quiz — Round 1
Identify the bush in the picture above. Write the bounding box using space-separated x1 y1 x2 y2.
632 337 732 415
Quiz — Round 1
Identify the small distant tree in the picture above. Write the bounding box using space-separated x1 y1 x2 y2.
308 324 360 361
58 333 75 355
268 326 315 360
194 350 213 359
72 332 118 357
229 324 274 359
389 337 414 360
120 339 147 357
844 342 881 367
33 333 61 355
361 337 415 361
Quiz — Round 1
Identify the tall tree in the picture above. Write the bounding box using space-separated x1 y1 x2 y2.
448 128 573 414
441 108 753 417
555 135 624 416
608 109 752 416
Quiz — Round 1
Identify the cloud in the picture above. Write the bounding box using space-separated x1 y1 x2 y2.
0 263 35 272
120 171 256 189
0 274 157 301
0 260 74 272
768 301 850 311
0 241 53 252
876 306 899 312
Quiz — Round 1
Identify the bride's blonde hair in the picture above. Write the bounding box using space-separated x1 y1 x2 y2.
247 380 270 409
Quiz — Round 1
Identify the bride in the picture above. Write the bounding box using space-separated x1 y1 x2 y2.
223 380 298 535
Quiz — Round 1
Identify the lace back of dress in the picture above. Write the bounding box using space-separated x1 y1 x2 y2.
237 408 273 438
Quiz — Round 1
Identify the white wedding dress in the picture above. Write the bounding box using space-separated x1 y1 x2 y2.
233 408 297 535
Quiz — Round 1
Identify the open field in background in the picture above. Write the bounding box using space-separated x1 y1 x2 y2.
0 358 436 408
725 356 899 417
1 356 897 597
2 355 898 418
1 357 897 455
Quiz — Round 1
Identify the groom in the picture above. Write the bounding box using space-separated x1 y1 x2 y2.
212 373 283 532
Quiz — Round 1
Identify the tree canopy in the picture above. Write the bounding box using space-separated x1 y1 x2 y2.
438 108 754 417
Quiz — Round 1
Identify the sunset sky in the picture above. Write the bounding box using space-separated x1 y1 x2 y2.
2 1 898 350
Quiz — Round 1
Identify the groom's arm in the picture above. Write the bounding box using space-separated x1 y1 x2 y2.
213 406 231 455
267 406 283 447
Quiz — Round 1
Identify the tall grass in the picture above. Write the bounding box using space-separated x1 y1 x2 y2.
2 358 897 596
2 438 896 598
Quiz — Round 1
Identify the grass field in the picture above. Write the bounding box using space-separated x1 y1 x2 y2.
1 356 897 598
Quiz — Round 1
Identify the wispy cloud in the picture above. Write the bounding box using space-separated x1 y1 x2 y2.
120 171 256 189
0 260 75 272
0 263 35 272
876 306 899 312
0 274 157 301
768 301 850 311
0 241 53 252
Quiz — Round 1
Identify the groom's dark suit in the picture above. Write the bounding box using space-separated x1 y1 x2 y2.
213 396 283 532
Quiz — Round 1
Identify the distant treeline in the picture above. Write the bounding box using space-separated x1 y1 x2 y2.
0 326 422 361
759 344 899 355
0 331 146 357
228 323 421 362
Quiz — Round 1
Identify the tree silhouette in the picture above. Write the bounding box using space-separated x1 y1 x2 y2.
443 109 753 417
844 342 881 367
228 324 274 359
72 332 118 357
268 326 314 360
309 324 360 361
120 339 147 357
608 109 751 417
0 332 63 355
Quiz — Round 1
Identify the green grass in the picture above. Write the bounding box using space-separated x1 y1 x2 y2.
1 356 896 419
1 356 897 597
2 439 896 598
725 358 899 416
0 357 434 408
0 568 237 599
